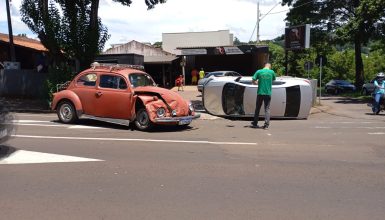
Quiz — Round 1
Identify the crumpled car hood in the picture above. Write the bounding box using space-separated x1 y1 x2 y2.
134 86 189 113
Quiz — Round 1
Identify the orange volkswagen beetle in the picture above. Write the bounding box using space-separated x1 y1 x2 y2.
51 63 199 130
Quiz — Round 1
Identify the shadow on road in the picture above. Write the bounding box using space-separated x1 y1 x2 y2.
52 118 199 133
322 96 371 104
0 145 17 160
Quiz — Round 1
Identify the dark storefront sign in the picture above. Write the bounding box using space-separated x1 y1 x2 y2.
285 24 310 50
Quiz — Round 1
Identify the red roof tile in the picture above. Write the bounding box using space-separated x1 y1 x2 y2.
0 33 48 52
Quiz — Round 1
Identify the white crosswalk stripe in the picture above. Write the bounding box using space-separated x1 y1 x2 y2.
0 150 103 165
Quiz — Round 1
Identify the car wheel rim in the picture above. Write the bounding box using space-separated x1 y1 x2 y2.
60 104 73 121
138 111 149 126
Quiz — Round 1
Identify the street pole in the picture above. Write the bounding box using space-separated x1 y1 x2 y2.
256 1 260 44
6 0 16 62
285 49 288 76
182 56 186 86
319 57 323 105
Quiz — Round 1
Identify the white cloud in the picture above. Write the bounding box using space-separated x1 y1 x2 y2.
1 0 289 49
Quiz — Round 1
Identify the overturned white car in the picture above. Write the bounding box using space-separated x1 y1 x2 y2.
202 76 313 119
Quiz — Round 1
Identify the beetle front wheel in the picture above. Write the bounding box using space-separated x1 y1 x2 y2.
57 101 78 124
134 108 153 131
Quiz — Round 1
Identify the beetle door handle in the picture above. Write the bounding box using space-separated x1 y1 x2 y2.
96 91 103 97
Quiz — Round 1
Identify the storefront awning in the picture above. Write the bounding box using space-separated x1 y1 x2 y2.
144 55 178 64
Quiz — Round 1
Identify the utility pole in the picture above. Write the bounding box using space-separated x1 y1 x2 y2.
256 1 260 44
6 0 16 62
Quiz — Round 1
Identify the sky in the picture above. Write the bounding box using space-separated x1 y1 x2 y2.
0 0 289 50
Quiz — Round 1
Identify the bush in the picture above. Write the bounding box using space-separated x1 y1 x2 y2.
42 63 75 105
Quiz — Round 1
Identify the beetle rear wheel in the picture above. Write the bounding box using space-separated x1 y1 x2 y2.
135 108 153 131
57 101 78 124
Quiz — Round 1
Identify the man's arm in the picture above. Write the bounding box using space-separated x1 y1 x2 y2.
252 72 259 85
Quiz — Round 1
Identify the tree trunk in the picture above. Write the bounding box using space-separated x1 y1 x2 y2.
82 0 100 70
354 32 364 88
90 0 99 30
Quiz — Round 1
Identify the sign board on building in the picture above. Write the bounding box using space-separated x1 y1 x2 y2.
180 45 262 56
285 24 310 50
181 49 207 55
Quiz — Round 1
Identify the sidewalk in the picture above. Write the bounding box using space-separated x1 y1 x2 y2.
0 97 51 113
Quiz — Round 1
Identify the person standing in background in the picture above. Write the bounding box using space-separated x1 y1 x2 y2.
191 68 198 85
175 74 184 91
199 68 205 80
372 72 385 114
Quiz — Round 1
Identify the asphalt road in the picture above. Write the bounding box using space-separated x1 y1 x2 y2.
1 95 385 220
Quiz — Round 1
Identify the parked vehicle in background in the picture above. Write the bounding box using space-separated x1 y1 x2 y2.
362 79 376 95
324 80 356 94
51 63 199 131
202 76 313 119
197 71 242 92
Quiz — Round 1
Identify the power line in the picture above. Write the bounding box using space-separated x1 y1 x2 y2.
249 0 315 42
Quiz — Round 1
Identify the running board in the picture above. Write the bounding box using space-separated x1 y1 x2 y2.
81 114 130 126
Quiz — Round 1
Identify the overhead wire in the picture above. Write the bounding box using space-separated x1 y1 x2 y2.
248 0 315 42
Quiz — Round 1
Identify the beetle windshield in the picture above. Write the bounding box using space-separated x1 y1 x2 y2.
129 73 155 88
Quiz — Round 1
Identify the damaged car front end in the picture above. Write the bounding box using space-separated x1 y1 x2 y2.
134 87 200 130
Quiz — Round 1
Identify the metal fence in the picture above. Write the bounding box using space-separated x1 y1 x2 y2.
0 69 47 98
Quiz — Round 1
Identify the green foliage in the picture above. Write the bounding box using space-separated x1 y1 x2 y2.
21 0 167 70
268 42 286 76
153 41 163 48
363 51 385 81
21 0 110 70
281 0 385 87
42 64 75 102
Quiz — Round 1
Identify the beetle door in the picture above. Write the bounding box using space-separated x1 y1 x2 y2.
72 72 98 115
93 74 134 119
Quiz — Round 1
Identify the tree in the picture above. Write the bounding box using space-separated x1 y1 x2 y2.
20 0 167 71
281 0 385 87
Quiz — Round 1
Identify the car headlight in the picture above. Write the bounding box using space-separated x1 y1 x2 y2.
189 103 194 112
156 107 166 117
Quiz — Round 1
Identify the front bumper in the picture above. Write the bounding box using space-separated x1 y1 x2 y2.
154 114 201 124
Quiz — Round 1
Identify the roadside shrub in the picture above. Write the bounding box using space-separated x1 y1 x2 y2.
42 63 75 106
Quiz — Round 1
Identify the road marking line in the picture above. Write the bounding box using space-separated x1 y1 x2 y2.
0 150 103 165
315 126 385 129
319 122 375 124
11 135 258 146
12 123 66 127
15 114 56 118
368 132 385 135
12 120 105 129
68 125 105 129
14 120 52 123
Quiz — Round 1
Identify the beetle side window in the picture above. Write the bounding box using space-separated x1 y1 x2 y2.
77 73 97 87
129 73 155 88
100 75 127 90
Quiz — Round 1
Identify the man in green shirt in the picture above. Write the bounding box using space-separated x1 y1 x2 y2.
251 63 276 129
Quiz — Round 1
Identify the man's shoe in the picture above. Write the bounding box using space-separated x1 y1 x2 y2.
251 122 260 128
262 125 269 130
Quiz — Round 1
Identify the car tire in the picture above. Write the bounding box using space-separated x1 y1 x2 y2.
135 108 153 131
57 101 78 124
